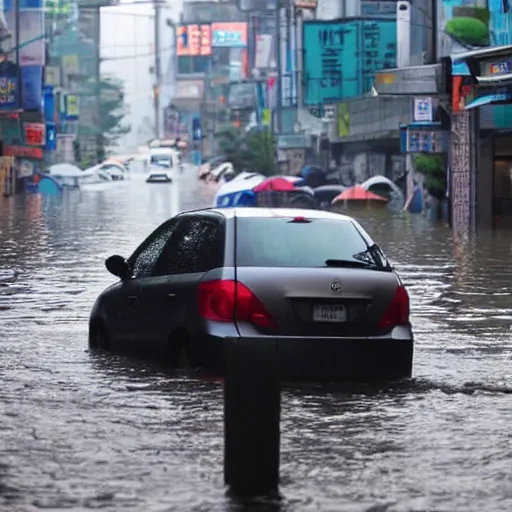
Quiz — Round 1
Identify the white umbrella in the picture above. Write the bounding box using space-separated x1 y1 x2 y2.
48 163 84 178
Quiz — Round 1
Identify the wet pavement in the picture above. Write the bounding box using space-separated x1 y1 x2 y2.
0 168 511 512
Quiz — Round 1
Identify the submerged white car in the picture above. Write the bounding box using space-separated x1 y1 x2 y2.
146 149 179 183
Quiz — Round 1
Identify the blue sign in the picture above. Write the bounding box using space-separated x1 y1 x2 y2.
21 66 43 111
43 85 55 122
4 0 44 8
192 117 201 141
0 76 18 109
45 122 56 150
303 19 397 106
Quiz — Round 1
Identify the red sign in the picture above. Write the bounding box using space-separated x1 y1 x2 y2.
176 24 212 56
4 145 44 159
23 123 46 146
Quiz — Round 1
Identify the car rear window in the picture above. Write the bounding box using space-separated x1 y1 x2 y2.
235 217 371 267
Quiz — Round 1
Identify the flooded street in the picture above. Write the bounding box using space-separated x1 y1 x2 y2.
0 168 510 512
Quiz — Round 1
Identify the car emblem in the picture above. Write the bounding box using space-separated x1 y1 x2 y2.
331 281 342 294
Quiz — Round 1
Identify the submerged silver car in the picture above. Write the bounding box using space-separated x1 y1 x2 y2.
89 207 413 381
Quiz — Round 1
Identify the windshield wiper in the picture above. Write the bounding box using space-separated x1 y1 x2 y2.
352 243 393 270
325 259 372 268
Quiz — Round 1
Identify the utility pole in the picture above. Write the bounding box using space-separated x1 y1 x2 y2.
95 6 104 162
274 2 282 134
153 0 162 139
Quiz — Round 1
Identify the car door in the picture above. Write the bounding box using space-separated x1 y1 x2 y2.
113 218 181 346
137 212 226 346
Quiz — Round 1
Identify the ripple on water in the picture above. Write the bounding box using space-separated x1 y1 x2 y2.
0 172 511 511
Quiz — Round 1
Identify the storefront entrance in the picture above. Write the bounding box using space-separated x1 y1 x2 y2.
493 158 512 228
493 137 512 228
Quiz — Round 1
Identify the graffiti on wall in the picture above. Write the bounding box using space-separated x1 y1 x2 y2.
450 110 472 236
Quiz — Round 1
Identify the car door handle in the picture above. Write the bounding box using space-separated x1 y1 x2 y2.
166 293 176 301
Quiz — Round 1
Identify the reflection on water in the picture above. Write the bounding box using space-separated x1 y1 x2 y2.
0 172 510 512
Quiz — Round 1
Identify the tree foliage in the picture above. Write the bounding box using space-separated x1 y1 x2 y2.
217 126 276 175
413 154 446 200
99 76 130 152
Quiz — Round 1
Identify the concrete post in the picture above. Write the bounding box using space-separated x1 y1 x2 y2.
224 337 281 497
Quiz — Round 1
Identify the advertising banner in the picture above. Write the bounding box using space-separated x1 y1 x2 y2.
23 122 45 145
0 114 21 144
303 19 396 106
65 94 79 119
0 75 17 109
21 65 42 111
211 22 248 48
4 0 45 67
438 1 511 60
43 84 54 121
0 1 45 111
0 156 14 196
176 24 212 56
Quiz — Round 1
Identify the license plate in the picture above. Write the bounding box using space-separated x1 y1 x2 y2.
313 304 347 322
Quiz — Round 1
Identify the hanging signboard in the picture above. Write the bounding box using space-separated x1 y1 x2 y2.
294 0 317 9
400 123 449 154
0 76 18 110
176 24 212 56
4 145 44 159
211 22 248 48
65 94 80 119
45 122 56 150
412 97 433 122
23 122 46 146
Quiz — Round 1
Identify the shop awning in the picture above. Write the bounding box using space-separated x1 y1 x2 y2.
464 91 512 110
450 45 512 83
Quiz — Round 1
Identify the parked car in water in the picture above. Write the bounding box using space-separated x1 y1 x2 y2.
89 208 413 381
198 155 227 180
146 148 180 183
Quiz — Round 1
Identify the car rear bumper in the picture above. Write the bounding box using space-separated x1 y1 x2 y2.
146 177 172 183
198 335 413 382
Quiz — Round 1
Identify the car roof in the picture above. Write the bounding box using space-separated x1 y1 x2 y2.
185 207 355 223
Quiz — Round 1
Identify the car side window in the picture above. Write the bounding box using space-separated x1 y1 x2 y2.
152 214 225 276
128 219 179 279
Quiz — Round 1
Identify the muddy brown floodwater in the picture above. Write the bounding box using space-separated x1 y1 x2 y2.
0 168 511 512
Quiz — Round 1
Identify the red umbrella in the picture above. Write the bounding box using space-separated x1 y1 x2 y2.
332 185 388 204
253 176 296 192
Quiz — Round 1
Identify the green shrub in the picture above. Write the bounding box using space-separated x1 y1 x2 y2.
445 17 489 47
413 154 446 200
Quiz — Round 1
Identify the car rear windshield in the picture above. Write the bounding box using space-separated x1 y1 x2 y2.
236 217 375 267
151 155 171 166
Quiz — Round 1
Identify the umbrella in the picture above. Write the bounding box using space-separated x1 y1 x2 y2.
48 163 84 178
300 165 327 188
253 176 296 192
332 185 388 204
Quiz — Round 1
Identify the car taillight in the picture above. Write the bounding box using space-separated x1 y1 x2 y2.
197 280 277 329
377 285 410 329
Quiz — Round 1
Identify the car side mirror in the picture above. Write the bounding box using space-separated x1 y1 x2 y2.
105 255 130 280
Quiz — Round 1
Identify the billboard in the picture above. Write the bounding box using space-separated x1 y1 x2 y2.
211 22 248 48
437 1 507 59
1 0 45 111
176 24 212 56
303 19 396 106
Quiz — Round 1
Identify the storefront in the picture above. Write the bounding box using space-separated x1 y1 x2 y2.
330 95 411 185
452 45 512 231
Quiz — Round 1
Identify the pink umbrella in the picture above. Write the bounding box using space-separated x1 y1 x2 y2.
253 176 296 192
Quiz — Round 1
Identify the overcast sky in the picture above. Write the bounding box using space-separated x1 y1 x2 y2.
100 0 180 152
